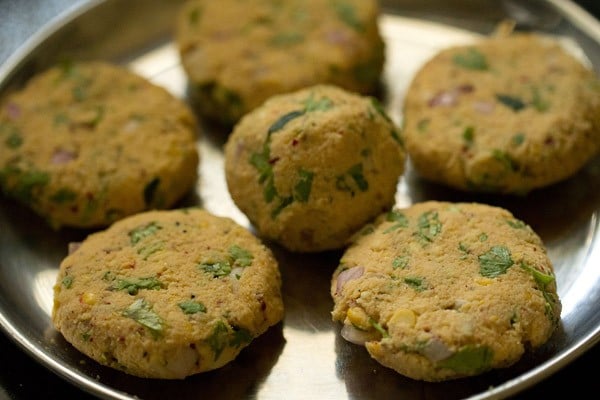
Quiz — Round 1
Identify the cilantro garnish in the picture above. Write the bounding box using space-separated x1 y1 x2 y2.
62 275 73 289
437 345 493 374
268 110 305 135
178 300 207 314
336 163 369 196
5 131 22 149
50 188 76 203
207 320 230 360
230 327 253 348
478 246 514 277
369 319 390 338
384 209 409 233
511 133 525 146
332 0 364 32
392 256 409 269
128 222 162 245
229 245 253 267
293 168 314 202
496 94 526 111
404 276 427 291
200 261 232 277
416 211 442 242
462 126 474 145
452 48 489 70
112 276 164 295
122 299 163 338
506 219 526 229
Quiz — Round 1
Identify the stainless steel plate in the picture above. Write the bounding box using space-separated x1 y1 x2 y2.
1 1 599 399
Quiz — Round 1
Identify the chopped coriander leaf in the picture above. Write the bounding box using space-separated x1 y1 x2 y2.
50 188 77 203
479 233 488 242
270 195 293 218
263 176 277 203
506 219 526 229
519 261 555 287
178 300 207 314
392 256 409 269
229 244 253 267
496 94 526 111
188 7 201 25
5 131 22 149
462 126 474 144
200 260 232 277
302 94 333 112
207 320 230 360
62 275 73 288
122 299 163 338
112 276 164 295
492 150 519 172
230 326 253 348
129 222 162 245
370 98 392 122
511 133 525 146
459 242 470 254
452 48 489 70
531 87 550 112
268 110 305 135
416 211 442 242
384 210 409 233
332 0 364 32
437 345 493 374
404 276 427 291
478 245 514 277
249 148 272 184
13 170 50 204
369 319 390 338
293 168 314 202
143 177 160 206
348 163 368 191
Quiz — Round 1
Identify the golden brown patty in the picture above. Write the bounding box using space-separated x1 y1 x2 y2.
331 201 561 381
402 33 600 194
176 0 385 125
52 208 284 379
224 84 405 252
0 61 199 229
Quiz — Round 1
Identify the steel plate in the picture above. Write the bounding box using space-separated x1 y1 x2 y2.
1 1 599 399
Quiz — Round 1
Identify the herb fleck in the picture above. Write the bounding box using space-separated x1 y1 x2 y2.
478 246 514 277
452 48 489 70
129 222 162 245
293 168 314 202
392 256 409 269
416 211 442 243
332 0 364 32
437 345 493 374
122 299 163 338
62 275 73 288
207 320 229 360
384 210 409 233
404 276 427 291
178 300 207 315
496 94 526 111
112 276 164 295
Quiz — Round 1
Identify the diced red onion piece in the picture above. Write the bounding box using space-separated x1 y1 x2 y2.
340 324 379 346
428 90 459 107
335 266 364 295
51 149 77 164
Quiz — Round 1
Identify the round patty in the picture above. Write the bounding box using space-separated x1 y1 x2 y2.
0 61 199 229
224 84 405 252
52 208 284 379
176 0 385 125
331 201 561 381
402 33 600 194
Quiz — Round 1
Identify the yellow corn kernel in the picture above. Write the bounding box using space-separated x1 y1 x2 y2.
389 308 416 328
476 277 494 286
81 292 97 305
346 307 370 330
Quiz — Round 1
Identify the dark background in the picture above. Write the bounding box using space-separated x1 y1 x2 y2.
1 1 599 399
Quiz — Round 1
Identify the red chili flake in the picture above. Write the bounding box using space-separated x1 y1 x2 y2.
292 139 299 146
269 157 280 165
544 137 555 145
456 84 474 93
